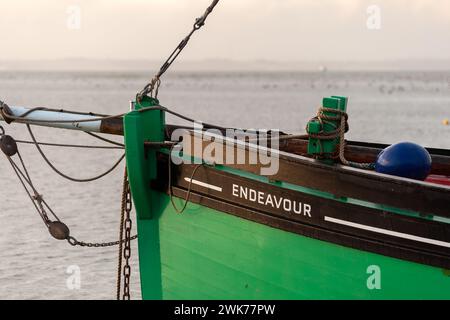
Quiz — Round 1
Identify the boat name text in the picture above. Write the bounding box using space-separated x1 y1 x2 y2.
232 184 312 217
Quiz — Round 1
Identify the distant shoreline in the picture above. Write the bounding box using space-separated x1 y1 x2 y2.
1 59 450 72
1 70 449 74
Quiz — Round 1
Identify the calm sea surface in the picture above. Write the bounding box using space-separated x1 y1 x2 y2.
0 71 449 299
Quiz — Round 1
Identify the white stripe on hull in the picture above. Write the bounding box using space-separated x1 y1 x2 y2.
325 216 450 248
184 178 223 192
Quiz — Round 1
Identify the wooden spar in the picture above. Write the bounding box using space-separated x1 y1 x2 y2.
0 105 124 136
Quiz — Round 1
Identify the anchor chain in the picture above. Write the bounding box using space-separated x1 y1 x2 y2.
138 0 220 100
122 174 133 300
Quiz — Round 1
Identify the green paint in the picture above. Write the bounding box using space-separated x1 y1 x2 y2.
124 96 165 299
124 102 449 300
153 192 450 299
307 96 348 163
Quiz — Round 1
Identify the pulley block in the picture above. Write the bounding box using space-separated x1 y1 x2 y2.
0 135 18 157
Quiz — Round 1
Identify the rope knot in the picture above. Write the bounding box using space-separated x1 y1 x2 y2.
138 77 161 101
0 101 14 124
307 105 374 169
32 194 44 203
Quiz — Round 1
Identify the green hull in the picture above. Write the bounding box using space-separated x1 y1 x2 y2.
138 192 450 299
123 97 450 300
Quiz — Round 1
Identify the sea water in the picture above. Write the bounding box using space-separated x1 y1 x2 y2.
0 70 448 299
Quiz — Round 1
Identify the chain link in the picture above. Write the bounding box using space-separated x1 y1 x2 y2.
138 0 220 100
122 176 133 300
67 234 137 248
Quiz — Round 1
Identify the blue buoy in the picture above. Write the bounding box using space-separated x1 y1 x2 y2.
375 142 432 180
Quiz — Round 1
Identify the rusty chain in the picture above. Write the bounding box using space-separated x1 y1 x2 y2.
122 174 133 300
67 234 137 248
116 169 127 300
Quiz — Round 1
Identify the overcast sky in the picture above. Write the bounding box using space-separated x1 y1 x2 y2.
0 0 449 62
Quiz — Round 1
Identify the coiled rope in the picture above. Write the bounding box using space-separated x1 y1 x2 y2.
307 107 375 169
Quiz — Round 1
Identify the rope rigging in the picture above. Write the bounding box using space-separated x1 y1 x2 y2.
0 100 230 132
0 0 383 301
84 131 125 147
0 126 137 247
27 124 125 183
14 139 124 149
2 99 373 170
1 114 137 299
138 0 221 100
0 0 224 301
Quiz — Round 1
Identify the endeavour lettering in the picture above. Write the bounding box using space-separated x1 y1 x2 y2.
232 184 312 217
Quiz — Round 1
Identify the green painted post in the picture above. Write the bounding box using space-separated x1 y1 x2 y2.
124 96 166 299
307 96 348 163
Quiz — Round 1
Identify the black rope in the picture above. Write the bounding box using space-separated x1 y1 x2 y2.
138 105 230 131
15 139 124 149
2 131 138 248
7 155 50 226
84 131 125 147
167 144 204 214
